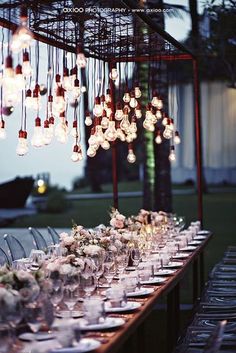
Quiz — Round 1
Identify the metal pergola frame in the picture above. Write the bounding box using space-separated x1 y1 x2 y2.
0 0 204 225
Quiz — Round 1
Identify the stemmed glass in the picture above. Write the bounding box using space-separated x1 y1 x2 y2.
24 305 45 336
63 288 78 316
130 247 141 267
80 274 96 298
92 254 104 288
103 251 116 287
49 279 64 312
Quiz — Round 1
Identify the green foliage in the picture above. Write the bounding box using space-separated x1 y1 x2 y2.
45 190 67 213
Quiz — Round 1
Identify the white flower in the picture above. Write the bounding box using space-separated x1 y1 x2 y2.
83 245 102 256
60 232 69 240
46 262 59 272
60 264 73 275
63 236 75 246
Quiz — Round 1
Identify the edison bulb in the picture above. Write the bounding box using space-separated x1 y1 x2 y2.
174 132 181 144
93 103 103 117
135 108 142 119
85 115 93 126
126 134 133 143
162 116 168 126
22 60 32 77
163 127 172 139
155 134 162 144
43 127 53 145
16 137 28 155
129 97 138 108
134 86 142 98
115 109 123 121
169 147 176 162
127 150 136 163
143 119 155 132
53 96 66 115
81 86 87 93
104 121 117 141
157 99 163 110
11 24 32 52
71 145 83 162
151 96 159 107
101 116 109 129
76 52 87 68
123 92 130 103
87 146 96 157
120 116 130 131
101 140 110 150
116 128 126 141
31 126 44 147
109 68 118 81
156 110 162 120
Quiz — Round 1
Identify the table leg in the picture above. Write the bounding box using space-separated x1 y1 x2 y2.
200 252 205 290
166 284 180 353
137 321 146 353
192 258 199 302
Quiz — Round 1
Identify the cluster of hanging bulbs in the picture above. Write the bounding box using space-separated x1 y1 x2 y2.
0 7 88 162
86 69 181 163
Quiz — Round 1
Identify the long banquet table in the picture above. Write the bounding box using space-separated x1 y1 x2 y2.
22 233 212 353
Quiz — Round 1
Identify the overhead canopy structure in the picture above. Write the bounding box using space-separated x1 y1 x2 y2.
0 0 203 224
0 0 193 60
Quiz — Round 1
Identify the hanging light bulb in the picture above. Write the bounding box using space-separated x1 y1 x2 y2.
85 111 93 126
11 7 32 53
53 86 66 116
157 96 163 110
32 84 41 111
169 118 175 131
129 92 138 108
69 67 77 86
155 129 162 144
16 130 28 155
126 134 133 143
174 131 181 144
123 91 130 103
3 56 18 106
87 146 97 157
127 144 136 163
169 146 176 162
63 67 73 91
48 115 54 136
129 118 137 133
0 119 6 139
109 67 119 81
101 140 110 150
104 118 117 141
151 92 159 107
116 125 126 141
70 120 80 139
71 144 83 162
93 96 103 117
156 109 162 120
22 51 32 77
15 64 25 90
25 89 33 108
105 89 111 103
120 111 130 132
95 125 105 144
135 103 142 119
162 114 168 126
72 78 80 99
76 46 87 68
31 117 44 147
134 84 142 99
43 119 53 145
81 86 86 93
143 119 155 132
115 102 123 121
101 110 109 129
47 95 53 115
163 126 173 139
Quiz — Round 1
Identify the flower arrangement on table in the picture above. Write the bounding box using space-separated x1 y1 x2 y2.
0 266 41 303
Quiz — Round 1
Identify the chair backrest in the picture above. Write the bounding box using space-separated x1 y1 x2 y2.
0 246 10 266
28 227 47 250
203 320 227 353
3 234 26 261
47 226 60 244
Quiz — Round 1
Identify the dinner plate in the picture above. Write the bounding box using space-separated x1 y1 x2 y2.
172 253 189 259
126 287 155 297
50 338 101 353
180 246 197 251
140 277 167 285
104 301 141 313
194 235 207 240
163 262 183 268
56 310 84 319
19 332 56 341
188 240 202 246
76 317 125 331
154 269 176 276
197 230 210 235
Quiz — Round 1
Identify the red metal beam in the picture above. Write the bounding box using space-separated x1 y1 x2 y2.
192 58 203 226
110 54 193 64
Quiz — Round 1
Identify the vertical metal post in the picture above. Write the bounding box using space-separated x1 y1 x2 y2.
192 58 203 226
109 62 119 210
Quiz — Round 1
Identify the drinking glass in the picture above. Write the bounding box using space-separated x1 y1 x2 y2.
130 248 141 267
63 288 78 315
83 298 104 325
80 274 96 298
49 280 64 311
24 305 45 334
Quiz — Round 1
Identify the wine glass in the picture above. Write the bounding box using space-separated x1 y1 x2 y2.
24 305 45 335
130 248 141 267
92 255 104 288
80 274 96 298
49 280 64 312
63 288 78 316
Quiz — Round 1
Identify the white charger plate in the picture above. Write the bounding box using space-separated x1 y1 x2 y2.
154 269 176 276
188 241 202 246
104 301 141 313
102 287 154 298
56 310 84 319
19 332 55 341
140 277 167 285
164 262 183 268
172 253 190 259
197 230 210 235
194 235 207 240
50 338 101 353
77 317 125 331
179 246 197 251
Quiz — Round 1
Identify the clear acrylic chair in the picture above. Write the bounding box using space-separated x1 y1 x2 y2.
28 227 47 251
0 246 10 266
3 234 26 261
47 226 60 244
